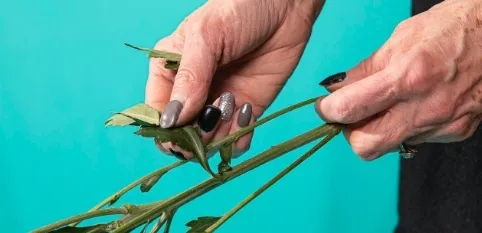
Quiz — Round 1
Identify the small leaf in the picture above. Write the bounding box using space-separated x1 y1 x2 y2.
105 114 139 127
125 43 182 63
135 126 218 178
185 216 220 233
140 173 164 193
119 103 160 126
47 225 108 233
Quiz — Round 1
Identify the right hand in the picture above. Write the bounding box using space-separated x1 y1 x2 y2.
146 0 325 160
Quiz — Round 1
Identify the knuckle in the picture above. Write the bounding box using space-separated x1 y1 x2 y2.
175 68 209 91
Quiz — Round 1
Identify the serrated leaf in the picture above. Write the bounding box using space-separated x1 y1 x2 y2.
125 43 182 62
135 126 218 178
47 225 108 233
185 216 220 233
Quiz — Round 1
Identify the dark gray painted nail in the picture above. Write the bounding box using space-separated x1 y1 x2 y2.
160 100 183 128
198 105 221 132
237 103 252 128
319 72 346 87
169 148 187 160
219 92 235 121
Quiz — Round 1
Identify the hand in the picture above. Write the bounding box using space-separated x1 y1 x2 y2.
316 0 482 160
146 0 324 159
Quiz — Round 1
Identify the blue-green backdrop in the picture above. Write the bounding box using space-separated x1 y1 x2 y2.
0 0 409 232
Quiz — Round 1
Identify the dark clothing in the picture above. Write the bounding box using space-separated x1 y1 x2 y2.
396 1 482 232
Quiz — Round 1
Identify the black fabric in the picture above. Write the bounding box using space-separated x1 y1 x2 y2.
396 2 482 232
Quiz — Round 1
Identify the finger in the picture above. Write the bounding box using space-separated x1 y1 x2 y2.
406 114 481 144
228 103 254 158
316 68 401 124
343 109 411 160
319 49 388 92
145 36 180 112
160 32 218 129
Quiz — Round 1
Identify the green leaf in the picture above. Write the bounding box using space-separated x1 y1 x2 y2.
105 114 139 127
47 225 108 233
185 217 220 233
164 60 179 70
119 103 160 126
105 104 160 127
135 126 219 178
124 43 182 63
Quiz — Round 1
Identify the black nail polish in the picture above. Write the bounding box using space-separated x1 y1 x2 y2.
319 72 346 87
169 148 186 160
198 105 221 132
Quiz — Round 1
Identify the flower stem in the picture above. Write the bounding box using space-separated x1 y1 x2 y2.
111 123 342 233
206 96 320 151
204 130 339 232
32 208 128 233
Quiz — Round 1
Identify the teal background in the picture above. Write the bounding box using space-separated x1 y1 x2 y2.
0 0 409 232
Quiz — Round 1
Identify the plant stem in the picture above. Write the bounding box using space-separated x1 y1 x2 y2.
69 160 186 227
206 97 320 151
111 123 342 233
204 130 339 232
32 208 128 233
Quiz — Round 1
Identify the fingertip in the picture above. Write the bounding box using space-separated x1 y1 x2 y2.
314 96 330 123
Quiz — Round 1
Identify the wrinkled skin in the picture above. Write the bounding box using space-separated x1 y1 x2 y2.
145 0 324 158
316 0 482 160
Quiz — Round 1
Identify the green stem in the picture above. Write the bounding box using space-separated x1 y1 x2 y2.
111 123 341 233
32 208 128 233
69 160 186 226
205 130 339 232
206 97 320 151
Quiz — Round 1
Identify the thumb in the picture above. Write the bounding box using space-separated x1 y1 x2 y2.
319 49 388 93
160 34 218 128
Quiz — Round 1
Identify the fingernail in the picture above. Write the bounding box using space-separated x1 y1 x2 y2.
198 105 221 132
160 100 183 128
237 103 252 128
319 72 346 87
169 148 187 160
219 92 235 121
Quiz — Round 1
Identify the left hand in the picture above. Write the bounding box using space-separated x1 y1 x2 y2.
316 0 482 160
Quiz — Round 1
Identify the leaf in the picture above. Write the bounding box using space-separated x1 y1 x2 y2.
105 104 160 127
140 173 164 193
164 60 179 70
135 126 218 178
119 104 160 126
185 216 220 233
125 43 182 63
47 225 108 233
105 114 139 127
